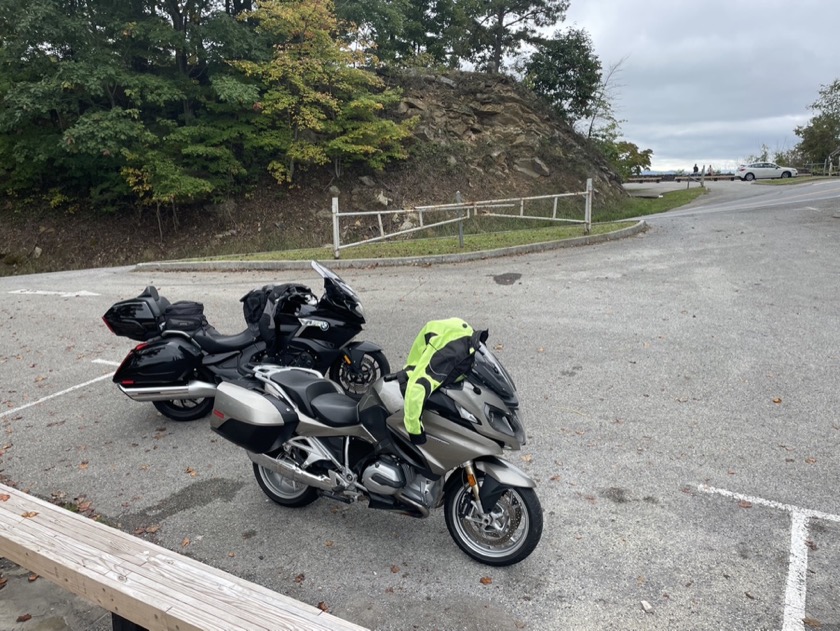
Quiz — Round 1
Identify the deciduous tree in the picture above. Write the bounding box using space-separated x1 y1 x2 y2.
524 27 601 123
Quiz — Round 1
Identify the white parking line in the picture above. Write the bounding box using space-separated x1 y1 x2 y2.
0 360 117 419
785 512 809 631
92 359 121 367
699 484 840 631
8 289 100 297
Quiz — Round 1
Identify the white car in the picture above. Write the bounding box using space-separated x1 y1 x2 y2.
735 162 798 181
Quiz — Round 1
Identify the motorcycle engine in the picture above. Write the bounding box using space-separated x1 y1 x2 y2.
288 351 316 369
361 456 406 496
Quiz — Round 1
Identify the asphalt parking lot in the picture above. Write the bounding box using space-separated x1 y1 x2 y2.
1 178 840 630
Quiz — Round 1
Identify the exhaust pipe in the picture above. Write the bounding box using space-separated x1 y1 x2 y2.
394 491 430 518
248 451 343 492
118 381 217 402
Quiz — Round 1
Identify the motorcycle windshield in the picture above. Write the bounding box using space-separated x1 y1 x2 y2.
471 343 517 404
310 260 364 319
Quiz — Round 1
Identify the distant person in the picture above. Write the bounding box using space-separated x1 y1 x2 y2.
693 163 699 174
707 165 713 175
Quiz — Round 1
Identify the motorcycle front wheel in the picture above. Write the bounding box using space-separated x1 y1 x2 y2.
329 350 390 399
444 472 543 566
152 397 214 422
253 449 319 508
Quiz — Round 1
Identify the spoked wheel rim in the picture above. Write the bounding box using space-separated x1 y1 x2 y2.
152 397 214 421
332 352 388 397
169 398 206 411
452 486 531 560
257 466 311 501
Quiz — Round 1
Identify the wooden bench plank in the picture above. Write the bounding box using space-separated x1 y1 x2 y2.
0 484 367 631
0 507 336 630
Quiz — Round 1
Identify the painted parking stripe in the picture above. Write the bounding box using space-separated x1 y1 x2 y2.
7 289 100 297
0 360 118 419
699 484 840 523
92 359 121 367
700 485 840 631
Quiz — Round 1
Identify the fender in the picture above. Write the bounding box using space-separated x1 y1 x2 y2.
474 457 536 489
443 457 537 515
475 457 536 514
344 340 383 369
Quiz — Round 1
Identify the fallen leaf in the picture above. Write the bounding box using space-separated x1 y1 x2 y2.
805 457 817 464
145 525 160 534
185 467 197 477
803 617 822 628
0 577 7 590
537 347 544 353
773 397 782 404
806 539 818 551
21 511 38 518
317 602 329 612
228 552 235 558
17 614 32 623
521 454 533 463
79 461 89 470
0 493 9 502
27 574 38 582
738 500 753 509
549 475 561 482
294 573 305 584
325 540 334 548
480 576 492 585
181 537 190 548
494 344 504 351
390 565 400 573
134 527 146 535
745 591 754 600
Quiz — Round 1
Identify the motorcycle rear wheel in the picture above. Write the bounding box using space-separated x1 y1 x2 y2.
152 397 214 422
253 451 319 508
444 472 543 566
329 350 390 399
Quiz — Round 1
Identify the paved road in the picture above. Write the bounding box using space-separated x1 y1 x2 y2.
1 179 839 630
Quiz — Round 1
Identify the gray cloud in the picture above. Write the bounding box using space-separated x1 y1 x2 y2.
564 0 839 170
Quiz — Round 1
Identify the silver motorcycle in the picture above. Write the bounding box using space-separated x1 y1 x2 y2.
211 342 543 566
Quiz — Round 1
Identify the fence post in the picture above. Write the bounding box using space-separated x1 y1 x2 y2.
332 196 340 259
455 191 464 248
584 178 592 235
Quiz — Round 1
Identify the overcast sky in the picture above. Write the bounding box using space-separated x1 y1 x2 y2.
563 0 840 172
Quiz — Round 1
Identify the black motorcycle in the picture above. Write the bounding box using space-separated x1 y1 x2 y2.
103 261 389 421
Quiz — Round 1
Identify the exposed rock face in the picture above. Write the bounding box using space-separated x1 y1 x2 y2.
383 69 625 205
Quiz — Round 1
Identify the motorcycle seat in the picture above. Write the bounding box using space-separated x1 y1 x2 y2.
310 393 359 427
192 329 257 353
268 369 338 418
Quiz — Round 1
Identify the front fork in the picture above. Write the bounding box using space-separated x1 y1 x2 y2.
463 461 490 521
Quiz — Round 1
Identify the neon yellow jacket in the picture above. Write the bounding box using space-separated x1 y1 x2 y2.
402 318 481 437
